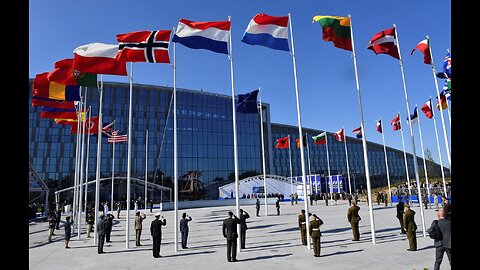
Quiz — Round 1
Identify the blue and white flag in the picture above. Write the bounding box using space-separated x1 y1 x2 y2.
407 106 419 124
236 89 259 113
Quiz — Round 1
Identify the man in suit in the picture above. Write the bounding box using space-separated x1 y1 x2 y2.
239 209 250 249
428 209 451 269
105 212 114 242
180 212 192 249
134 211 146 246
222 211 240 262
403 204 417 251
309 214 324 257
396 196 406 234
347 201 361 241
97 213 107 254
275 198 280 215
150 212 166 258
298 209 307 245
255 199 260 217
442 195 451 220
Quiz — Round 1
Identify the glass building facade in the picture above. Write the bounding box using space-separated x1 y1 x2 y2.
29 80 448 201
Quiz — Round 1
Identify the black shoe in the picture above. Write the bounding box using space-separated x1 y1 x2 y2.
227 259 232 262
98 251 105 254
106 241 112 243
232 259 238 262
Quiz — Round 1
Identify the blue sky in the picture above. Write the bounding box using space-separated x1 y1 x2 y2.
29 0 451 166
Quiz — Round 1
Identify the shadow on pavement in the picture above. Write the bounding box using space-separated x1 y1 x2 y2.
320 249 363 258
237 253 292 262
164 250 215 257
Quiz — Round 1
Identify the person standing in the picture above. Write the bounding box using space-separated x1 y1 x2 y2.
427 209 451 270
347 201 361 241
290 193 294 205
384 192 388 207
64 216 73 248
275 198 280 215
255 199 260 217
239 209 250 249
298 209 307 245
48 212 56 242
433 193 439 210
116 201 122 219
134 199 139 214
180 212 192 249
403 204 417 251
105 212 114 243
348 193 352 206
294 193 298 204
86 212 95 238
441 195 451 220
309 214 324 257
324 192 329 206
134 211 146 246
103 202 109 216
222 211 240 262
97 213 107 254
150 212 166 258
149 199 154 213
55 208 61 230
396 196 406 234
309 194 314 206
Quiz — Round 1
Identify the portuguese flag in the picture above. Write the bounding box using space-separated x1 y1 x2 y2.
313 15 352 51
312 132 327 145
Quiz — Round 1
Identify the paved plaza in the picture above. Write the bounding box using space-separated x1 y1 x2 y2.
29 200 449 270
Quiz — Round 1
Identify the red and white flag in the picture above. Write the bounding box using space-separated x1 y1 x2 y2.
334 128 345 142
410 38 431 64
391 114 401 131
73 43 127 76
116 30 171 63
367 27 399 59
376 119 383 134
421 99 434 119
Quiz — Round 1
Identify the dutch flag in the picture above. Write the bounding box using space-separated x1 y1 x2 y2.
172 19 231 54
241 13 290 52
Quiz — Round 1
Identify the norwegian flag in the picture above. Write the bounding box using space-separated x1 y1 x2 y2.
116 30 171 63
391 114 401 131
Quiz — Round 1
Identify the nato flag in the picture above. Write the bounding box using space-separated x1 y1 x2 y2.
236 90 259 113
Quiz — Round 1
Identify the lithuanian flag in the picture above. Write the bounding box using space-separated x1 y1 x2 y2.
313 15 352 51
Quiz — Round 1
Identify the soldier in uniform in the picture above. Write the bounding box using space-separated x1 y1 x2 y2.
396 196 406 234
180 212 192 249
134 211 146 246
298 209 307 245
275 198 280 215
150 212 166 258
347 201 361 241
239 209 250 249
309 214 324 257
403 204 417 251
222 211 240 262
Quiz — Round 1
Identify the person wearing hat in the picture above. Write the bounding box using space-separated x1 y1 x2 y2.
347 201 361 241
403 203 418 251
97 213 107 254
180 212 192 249
309 213 324 257
150 212 166 258
396 196 406 234
298 209 308 245
105 212 114 243
239 209 250 249
64 216 73 248
135 211 147 246
222 211 241 262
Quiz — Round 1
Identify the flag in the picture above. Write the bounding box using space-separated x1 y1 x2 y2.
334 128 345 142
407 106 419 124
391 114 401 131
71 116 100 134
116 30 171 63
40 107 77 119
236 89 259 113
32 96 75 109
443 78 451 92
410 38 431 64
275 136 289 148
241 13 289 51
367 27 399 59
352 127 362 139
441 89 451 101
436 92 448 110
55 111 87 125
73 43 128 75
443 51 451 77
312 15 352 51
312 132 327 145
421 99 434 119
172 19 230 54
295 135 307 148
102 120 115 136
435 72 449 79
47 58 97 87
108 129 128 143
32 72 80 101
376 119 383 133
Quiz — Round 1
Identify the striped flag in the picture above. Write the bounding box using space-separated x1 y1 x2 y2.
241 13 289 51
367 27 399 59
108 129 128 143
172 19 230 54
352 127 362 139
410 38 431 64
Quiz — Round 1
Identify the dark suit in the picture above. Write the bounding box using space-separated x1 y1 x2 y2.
239 212 250 249
396 201 406 234
255 201 260 216
404 209 417 251
275 200 280 215
97 217 107 253
429 218 451 270
150 218 166 258
180 216 192 249
347 205 361 240
105 215 114 242
222 216 240 262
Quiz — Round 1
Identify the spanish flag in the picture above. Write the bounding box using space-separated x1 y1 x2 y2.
32 72 80 101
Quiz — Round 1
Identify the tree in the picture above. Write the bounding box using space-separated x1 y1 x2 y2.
424 148 439 179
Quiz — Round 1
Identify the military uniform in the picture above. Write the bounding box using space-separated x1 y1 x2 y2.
347 204 361 241
134 212 146 246
298 212 307 245
403 207 417 251
239 211 250 249
309 216 324 257
396 200 406 234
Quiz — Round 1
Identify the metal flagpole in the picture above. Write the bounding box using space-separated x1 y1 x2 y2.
350 15 376 243
427 36 451 169
259 91 268 216
72 92 83 234
94 75 104 245
445 99 451 127
394 25 426 237
416 106 431 207
227 17 242 252
288 135 293 195
78 87 88 238
288 13 310 249
144 129 148 212
306 132 313 196
84 106 92 219
111 122 115 216
430 97 448 196
173 35 179 252
379 119 392 206
343 128 352 195
399 115 412 200
325 132 332 204
126 62 134 249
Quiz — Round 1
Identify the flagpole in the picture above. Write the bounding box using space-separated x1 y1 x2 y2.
394 25 426 237
427 36 451 169
306 132 313 196
350 15 376 243
259 91 268 216
343 128 352 195
325 132 332 204
173 35 179 252
379 119 392 206
94 75 104 245
288 135 293 195
430 97 448 196
227 16 242 252
111 122 115 215
446 100 451 127
84 106 92 220
144 129 148 212
399 115 412 200
78 86 88 239
288 13 311 249
416 106 431 207
72 91 82 234
126 62 133 249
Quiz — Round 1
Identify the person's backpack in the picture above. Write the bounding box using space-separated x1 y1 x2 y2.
427 220 442 241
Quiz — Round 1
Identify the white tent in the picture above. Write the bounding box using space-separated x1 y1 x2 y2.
218 174 301 199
